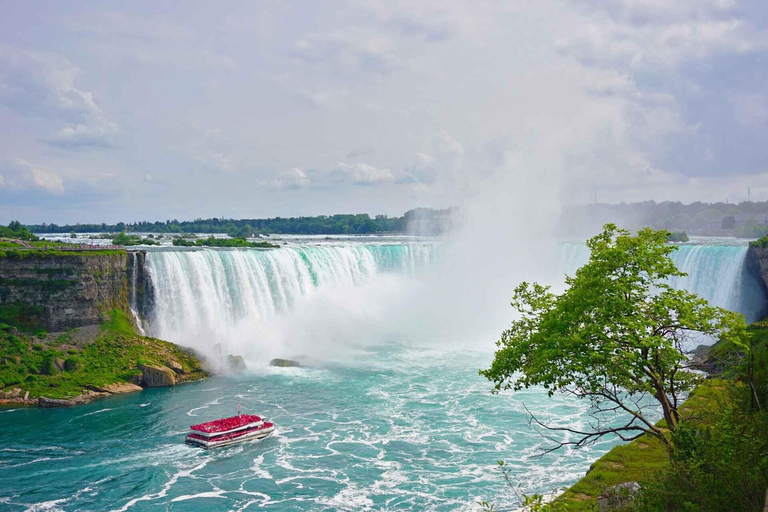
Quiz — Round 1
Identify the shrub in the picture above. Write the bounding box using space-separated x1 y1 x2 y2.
64 356 83 372
632 399 768 512
40 355 58 375
666 231 689 243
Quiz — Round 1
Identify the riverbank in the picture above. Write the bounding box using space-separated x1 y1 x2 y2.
552 321 768 510
552 380 729 510
0 310 207 408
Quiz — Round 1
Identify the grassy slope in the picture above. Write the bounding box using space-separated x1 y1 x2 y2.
553 380 731 510
0 309 206 399
0 240 74 249
0 237 125 257
0 248 126 259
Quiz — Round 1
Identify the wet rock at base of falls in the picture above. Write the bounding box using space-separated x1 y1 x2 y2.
269 358 302 368
227 355 247 373
4 387 21 398
139 363 177 387
38 397 78 407
38 390 108 407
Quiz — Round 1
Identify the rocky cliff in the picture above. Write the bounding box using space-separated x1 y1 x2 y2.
127 250 153 322
0 251 129 330
748 245 768 299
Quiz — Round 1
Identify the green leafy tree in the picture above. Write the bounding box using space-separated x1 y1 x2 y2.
0 221 39 241
480 224 747 451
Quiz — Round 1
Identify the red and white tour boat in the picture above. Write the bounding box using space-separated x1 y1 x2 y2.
186 412 275 449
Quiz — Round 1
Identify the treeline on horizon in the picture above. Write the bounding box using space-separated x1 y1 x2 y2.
561 199 768 238
24 207 457 237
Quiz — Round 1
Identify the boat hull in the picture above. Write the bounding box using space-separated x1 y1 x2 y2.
185 425 274 449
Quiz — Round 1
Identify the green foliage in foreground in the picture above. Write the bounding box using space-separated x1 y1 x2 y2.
632 396 768 512
111 231 159 246
551 382 728 511
0 310 206 399
547 318 768 511
480 223 768 511
172 236 278 248
481 224 746 451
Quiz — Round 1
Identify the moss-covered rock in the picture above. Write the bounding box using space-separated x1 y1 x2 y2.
139 363 176 387
269 358 302 367
0 310 207 406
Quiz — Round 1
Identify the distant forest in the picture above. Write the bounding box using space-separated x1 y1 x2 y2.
25 207 457 236
561 200 768 238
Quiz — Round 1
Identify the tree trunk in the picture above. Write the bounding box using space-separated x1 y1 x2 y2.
655 389 678 430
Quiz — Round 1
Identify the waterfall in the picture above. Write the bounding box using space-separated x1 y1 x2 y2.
562 242 767 322
135 239 765 362
143 244 438 359
128 252 146 336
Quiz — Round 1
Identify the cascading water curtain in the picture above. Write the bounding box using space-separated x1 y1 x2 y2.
142 244 439 350
561 242 767 322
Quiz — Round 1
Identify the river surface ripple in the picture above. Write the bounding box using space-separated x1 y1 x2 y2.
0 346 620 511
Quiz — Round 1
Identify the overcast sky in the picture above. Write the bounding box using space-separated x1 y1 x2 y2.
1 1 768 224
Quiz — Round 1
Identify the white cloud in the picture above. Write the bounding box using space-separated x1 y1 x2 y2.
2 1 768 221
267 168 311 190
292 28 402 77
729 93 768 128
399 131 465 185
557 5 768 72
333 162 394 185
0 158 65 194
0 48 118 149
59 12 234 70
193 150 238 174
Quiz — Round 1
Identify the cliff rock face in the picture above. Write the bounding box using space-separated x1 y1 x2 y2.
0 252 129 330
748 246 768 297
127 251 153 320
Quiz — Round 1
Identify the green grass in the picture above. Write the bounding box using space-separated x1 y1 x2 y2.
553 380 730 510
0 304 45 332
0 310 207 399
554 321 767 509
0 240 77 249
172 236 278 248
0 248 125 259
